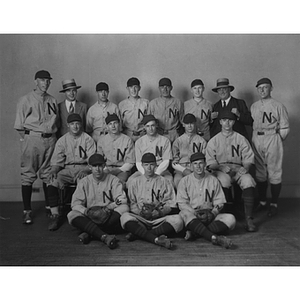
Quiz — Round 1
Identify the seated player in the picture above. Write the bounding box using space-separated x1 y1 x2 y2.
177 152 236 249
120 153 183 249
67 154 129 249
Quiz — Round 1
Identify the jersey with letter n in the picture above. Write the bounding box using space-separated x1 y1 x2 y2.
135 134 172 165
177 172 226 210
97 133 135 167
206 131 254 167
50 132 96 167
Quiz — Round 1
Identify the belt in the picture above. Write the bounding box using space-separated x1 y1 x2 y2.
256 129 277 136
257 132 265 135
24 130 53 138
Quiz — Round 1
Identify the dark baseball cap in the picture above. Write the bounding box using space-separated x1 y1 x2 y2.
88 153 106 166
183 113 196 124
141 152 156 163
191 79 204 88
35 70 52 80
96 82 109 91
218 110 237 120
105 113 120 124
67 113 82 123
190 152 206 162
159 77 172 86
142 114 157 125
256 78 273 87
127 77 140 87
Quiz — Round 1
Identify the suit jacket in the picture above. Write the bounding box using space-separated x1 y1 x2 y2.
210 96 253 140
58 100 87 137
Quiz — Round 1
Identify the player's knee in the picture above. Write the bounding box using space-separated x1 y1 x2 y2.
239 174 256 189
215 171 231 188
67 210 84 225
120 212 136 229
179 210 196 226
216 213 236 230
165 215 184 232
114 203 129 215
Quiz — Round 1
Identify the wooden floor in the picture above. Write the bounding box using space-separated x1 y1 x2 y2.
1 199 300 266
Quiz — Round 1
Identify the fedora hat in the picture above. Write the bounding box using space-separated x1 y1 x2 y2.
59 79 81 93
212 78 235 93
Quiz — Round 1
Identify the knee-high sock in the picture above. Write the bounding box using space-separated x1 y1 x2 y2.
47 185 60 208
222 187 232 202
271 183 281 204
187 219 213 241
207 220 229 234
22 185 32 211
257 181 268 203
43 182 49 207
149 222 175 237
243 187 255 218
71 216 106 240
105 211 121 228
124 220 157 244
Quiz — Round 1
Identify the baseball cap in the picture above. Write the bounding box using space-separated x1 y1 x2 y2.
256 78 273 87
159 77 172 87
105 113 120 124
96 82 109 91
35 70 52 80
218 110 237 120
67 113 82 123
142 114 157 125
191 79 204 88
88 153 106 166
190 152 206 162
141 152 156 163
127 77 140 87
183 113 196 124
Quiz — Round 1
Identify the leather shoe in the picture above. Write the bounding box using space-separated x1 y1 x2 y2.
245 217 257 232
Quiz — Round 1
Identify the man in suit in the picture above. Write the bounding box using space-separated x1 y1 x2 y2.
58 79 87 137
210 78 253 141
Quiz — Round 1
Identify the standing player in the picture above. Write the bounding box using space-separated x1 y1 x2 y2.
172 113 207 188
128 114 173 185
184 79 213 141
58 78 87 137
97 113 135 187
149 77 184 143
120 153 183 249
47 113 96 231
251 78 290 217
118 77 149 142
14 70 59 224
206 110 257 232
177 152 236 249
210 78 253 141
86 82 121 143
67 153 129 249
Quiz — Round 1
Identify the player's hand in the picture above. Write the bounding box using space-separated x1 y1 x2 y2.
219 165 231 174
182 168 192 177
48 169 58 181
211 112 218 119
75 170 89 181
231 108 240 119
237 166 247 177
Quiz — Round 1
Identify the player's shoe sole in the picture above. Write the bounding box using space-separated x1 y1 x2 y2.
155 235 173 249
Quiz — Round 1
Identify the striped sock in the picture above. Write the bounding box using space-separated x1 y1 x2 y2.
187 219 213 241
149 222 175 236
71 216 105 240
208 220 229 234
124 221 156 244
271 183 281 204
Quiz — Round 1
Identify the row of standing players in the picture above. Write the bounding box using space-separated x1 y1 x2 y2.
14 71 290 250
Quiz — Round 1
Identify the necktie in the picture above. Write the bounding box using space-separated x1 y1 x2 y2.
222 100 226 108
69 102 74 113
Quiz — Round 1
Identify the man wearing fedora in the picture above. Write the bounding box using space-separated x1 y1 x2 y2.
58 78 87 137
210 78 253 141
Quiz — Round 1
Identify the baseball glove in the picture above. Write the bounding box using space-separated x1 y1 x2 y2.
140 203 155 220
86 206 112 225
196 209 215 225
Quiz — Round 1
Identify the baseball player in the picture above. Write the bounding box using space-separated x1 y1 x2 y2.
14 70 59 225
67 153 129 249
120 153 183 249
149 77 184 143
177 152 236 249
97 113 135 186
184 79 213 141
86 82 121 143
128 114 173 186
46 113 96 231
206 110 257 232
210 78 253 141
172 113 207 189
251 78 290 217
118 77 149 142
57 78 87 137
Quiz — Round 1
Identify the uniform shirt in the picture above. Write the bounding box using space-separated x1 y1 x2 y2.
149 96 184 131
172 133 207 165
119 97 149 133
184 98 213 141
14 89 59 133
51 132 96 167
128 174 177 215
206 131 254 167
97 133 135 167
135 134 172 165
250 98 289 133
177 172 226 214
86 101 121 133
71 173 128 215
